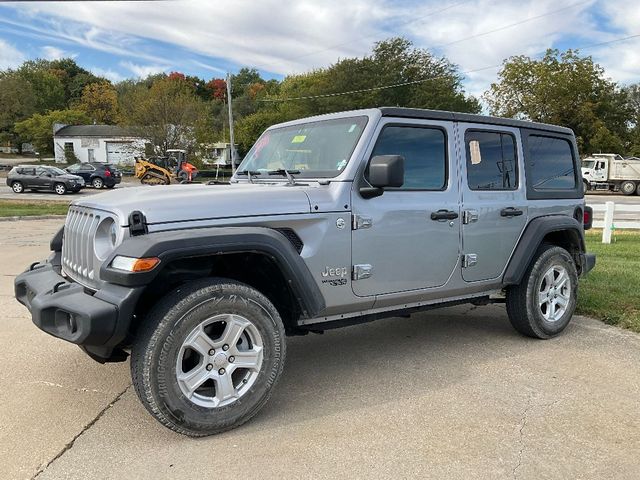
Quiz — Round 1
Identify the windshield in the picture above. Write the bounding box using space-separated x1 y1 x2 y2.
47 167 67 175
237 116 368 178
581 160 595 168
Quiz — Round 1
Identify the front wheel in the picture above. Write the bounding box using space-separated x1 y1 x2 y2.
131 278 286 437
54 183 67 195
506 245 578 339
11 181 24 193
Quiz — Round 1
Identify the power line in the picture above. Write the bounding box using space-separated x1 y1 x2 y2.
290 0 472 61
258 32 640 103
432 0 592 49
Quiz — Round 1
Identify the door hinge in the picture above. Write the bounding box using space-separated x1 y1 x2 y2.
352 214 373 230
462 254 478 268
352 264 372 280
463 210 479 224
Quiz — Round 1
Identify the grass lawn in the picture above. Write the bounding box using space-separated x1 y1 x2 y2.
578 230 640 333
0 200 69 217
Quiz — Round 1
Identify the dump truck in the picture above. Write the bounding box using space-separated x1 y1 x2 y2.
581 153 640 195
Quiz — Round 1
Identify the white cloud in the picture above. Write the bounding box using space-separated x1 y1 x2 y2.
0 39 25 69
41 45 76 60
120 61 168 78
4 0 639 94
90 66 125 83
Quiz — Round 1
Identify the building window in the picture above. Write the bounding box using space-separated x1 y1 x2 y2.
64 142 74 154
88 149 95 162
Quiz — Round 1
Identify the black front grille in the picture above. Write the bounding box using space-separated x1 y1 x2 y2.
274 228 304 253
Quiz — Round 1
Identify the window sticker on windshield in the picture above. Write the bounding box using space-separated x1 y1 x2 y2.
336 159 347 170
348 124 357 133
291 135 306 143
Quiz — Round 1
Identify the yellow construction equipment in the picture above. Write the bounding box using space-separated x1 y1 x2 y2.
134 150 198 185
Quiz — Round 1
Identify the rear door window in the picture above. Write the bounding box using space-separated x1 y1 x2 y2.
465 130 517 190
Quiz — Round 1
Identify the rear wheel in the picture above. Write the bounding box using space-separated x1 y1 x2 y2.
620 180 636 196
506 245 578 339
11 181 24 193
583 180 590 193
92 177 104 189
54 183 67 195
131 278 286 437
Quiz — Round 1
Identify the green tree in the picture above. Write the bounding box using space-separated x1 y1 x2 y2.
623 83 640 156
484 49 629 155
78 81 120 124
16 60 66 112
14 109 91 154
122 76 207 152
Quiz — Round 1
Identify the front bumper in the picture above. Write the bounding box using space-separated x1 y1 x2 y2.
15 258 142 361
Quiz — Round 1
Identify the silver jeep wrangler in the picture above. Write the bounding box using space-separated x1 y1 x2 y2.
15 108 595 436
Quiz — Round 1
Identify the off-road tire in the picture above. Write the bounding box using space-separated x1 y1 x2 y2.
621 180 636 196
131 278 286 437
506 245 578 339
11 181 24 193
92 177 104 189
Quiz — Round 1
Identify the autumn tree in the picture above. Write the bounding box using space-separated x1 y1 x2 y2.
484 49 629 154
78 81 120 124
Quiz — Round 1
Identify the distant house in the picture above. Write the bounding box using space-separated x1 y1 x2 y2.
53 124 149 165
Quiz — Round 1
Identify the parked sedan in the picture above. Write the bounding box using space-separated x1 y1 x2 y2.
7 165 85 195
65 162 122 189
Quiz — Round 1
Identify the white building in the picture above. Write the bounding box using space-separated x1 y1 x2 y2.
53 124 149 165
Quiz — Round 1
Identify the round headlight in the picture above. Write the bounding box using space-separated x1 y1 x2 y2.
94 217 118 260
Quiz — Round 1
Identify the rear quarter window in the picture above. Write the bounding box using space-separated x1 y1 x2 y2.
528 135 576 190
523 130 580 199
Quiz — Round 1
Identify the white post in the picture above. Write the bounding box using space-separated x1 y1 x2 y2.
602 201 615 244
225 72 236 173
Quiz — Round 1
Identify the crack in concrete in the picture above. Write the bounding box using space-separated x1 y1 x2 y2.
513 397 561 479
31 384 131 479
513 397 532 480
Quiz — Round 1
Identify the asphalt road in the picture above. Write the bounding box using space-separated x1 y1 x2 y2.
2 219 640 479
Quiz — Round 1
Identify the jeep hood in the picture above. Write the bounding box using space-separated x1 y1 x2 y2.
75 183 312 225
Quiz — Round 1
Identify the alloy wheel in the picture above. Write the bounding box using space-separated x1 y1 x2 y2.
538 265 571 322
176 314 264 408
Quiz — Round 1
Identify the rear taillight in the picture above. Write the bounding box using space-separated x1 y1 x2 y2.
104 170 111 177
584 206 593 230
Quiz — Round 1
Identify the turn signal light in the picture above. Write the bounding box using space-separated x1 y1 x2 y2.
111 255 160 272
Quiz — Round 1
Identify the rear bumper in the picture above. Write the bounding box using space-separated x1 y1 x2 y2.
105 176 121 186
15 259 142 361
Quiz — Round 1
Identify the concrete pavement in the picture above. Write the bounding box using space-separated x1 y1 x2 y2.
2 219 640 480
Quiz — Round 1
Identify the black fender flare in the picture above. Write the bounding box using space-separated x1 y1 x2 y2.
100 226 325 318
502 215 585 286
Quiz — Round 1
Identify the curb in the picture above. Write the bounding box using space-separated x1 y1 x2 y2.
0 214 66 222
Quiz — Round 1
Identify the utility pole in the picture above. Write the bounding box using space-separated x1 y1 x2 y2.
226 72 236 173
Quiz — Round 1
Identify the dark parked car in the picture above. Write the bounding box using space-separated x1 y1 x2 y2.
65 162 122 189
7 165 85 195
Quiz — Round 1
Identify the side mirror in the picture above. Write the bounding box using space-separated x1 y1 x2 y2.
360 155 404 198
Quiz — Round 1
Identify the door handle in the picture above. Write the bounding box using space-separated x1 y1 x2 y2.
431 209 459 221
500 207 523 217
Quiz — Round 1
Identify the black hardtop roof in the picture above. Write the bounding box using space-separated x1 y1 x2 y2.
379 107 574 135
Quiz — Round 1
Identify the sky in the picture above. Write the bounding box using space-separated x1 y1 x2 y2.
0 0 638 100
